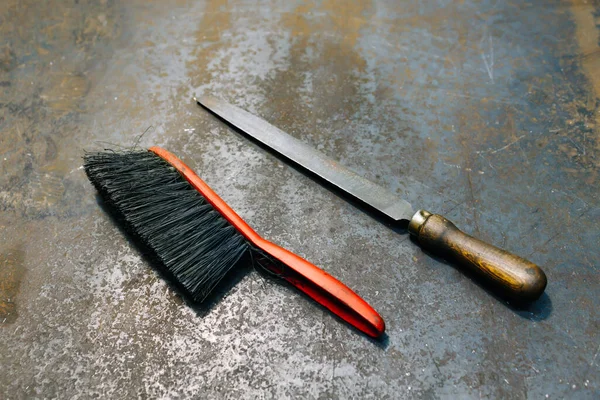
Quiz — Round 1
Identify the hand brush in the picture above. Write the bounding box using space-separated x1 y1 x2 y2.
83 146 385 338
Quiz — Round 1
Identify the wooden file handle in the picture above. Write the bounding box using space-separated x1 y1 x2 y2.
408 210 547 302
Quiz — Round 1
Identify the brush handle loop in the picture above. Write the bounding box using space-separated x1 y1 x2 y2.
258 240 385 338
149 146 385 338
409 210 547 302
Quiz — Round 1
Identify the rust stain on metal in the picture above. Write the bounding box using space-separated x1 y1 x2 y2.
40 73 90 113
0 246 25 325
571 1 600 96
0 0 121 217
570 0 600 185
188 0 232 89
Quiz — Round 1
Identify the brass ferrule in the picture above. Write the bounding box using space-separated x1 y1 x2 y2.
408 209 432 236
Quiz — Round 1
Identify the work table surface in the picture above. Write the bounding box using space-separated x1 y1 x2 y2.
1 1 598 398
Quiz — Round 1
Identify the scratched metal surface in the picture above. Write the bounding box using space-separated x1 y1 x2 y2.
1 0 599 398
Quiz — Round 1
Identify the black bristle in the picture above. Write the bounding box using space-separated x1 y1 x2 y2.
83 150 250 302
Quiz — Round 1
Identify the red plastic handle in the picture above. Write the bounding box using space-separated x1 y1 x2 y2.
150 146 385 338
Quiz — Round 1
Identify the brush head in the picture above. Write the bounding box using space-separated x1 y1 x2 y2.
83 150 250 302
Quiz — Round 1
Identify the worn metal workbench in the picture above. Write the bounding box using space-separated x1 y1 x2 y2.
1 0 599 398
